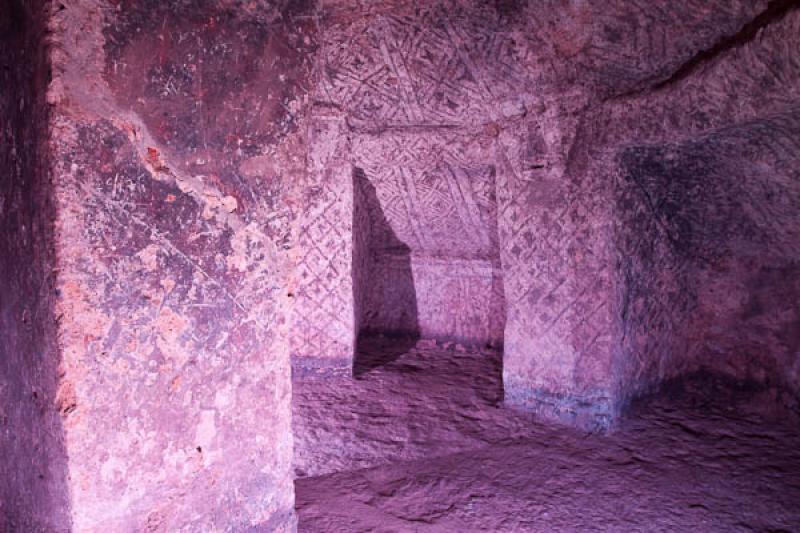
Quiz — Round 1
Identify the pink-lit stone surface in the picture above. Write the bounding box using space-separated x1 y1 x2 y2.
295 0 800 429
302 0 620 425
33 0 314 529
294 340 800 531
613 114 800 407
595 0 800 410
294 337 512 478
2 0 799 528
352 132 505 346
291 116 357 376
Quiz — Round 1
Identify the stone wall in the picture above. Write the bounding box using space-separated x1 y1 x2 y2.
688 115 800 400
352 168 374 343
352 131 505 345
605 1 800 406
3 5 799 529
290 117 356 376
312 0 624 427
307 0 800 428
495 113 618 430
0 1 71 530
614 113 800 405
42 0 314 529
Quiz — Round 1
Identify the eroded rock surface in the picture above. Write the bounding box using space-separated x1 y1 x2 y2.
295 341 800 532
44 0 315 530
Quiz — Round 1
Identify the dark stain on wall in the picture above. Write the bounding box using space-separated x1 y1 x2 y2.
0 0 71 530
103 0 316 219
615 111 800 404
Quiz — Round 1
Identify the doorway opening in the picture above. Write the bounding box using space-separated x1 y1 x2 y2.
351 164 505 375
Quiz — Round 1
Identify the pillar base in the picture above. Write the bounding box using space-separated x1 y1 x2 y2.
291 357 352 379
504 379 618 432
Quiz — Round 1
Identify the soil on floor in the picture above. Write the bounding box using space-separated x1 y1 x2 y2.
293 337 800 532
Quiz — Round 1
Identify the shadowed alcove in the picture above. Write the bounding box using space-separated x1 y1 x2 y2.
352 167 420 375
351 157 507 375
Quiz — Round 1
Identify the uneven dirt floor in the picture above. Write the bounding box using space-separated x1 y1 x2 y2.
293 337 800 532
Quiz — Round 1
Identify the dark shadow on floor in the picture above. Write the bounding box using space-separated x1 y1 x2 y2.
353 333 421 377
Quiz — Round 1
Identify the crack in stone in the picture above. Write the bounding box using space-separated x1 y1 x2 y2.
652 0 800 90
605 0 799 103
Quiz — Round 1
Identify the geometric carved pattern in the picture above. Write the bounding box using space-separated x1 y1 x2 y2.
290 118 356 365
315 1 527 347
362 163 497 259
319 2 524 128
410 257 505 344
319 0 767 122
352 132 498 260
359 253 506 345
297 0 788 415
290 183 353 360
300 0 800 420
307 0 756 379
351 129 505 343
494 121 613 391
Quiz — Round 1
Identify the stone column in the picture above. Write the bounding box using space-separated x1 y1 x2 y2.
7 1 316 529
495 110 619 431
289 115 357 377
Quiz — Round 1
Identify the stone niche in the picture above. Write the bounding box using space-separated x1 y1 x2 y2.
290 125 507 375
289 0 624 432
352 140 505 347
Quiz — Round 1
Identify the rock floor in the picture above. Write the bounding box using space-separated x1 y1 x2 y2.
292 337 800 532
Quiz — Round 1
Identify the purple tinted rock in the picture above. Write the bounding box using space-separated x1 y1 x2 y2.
0 1 70 530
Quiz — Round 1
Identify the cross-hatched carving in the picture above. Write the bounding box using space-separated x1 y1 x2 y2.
290 160 355 365
352 132 498 260
318 3 525 128
495 123 615 387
